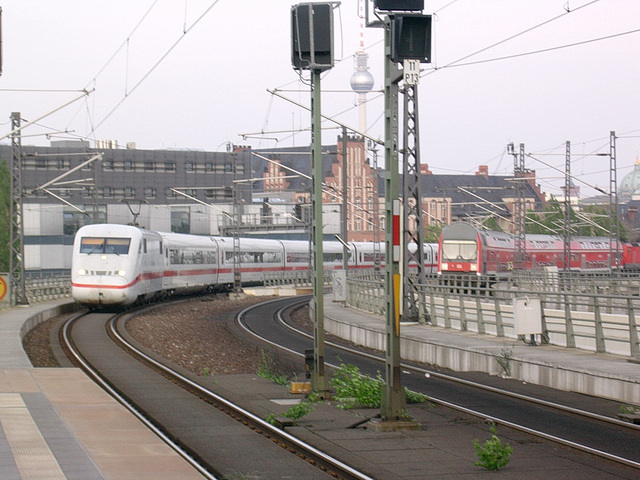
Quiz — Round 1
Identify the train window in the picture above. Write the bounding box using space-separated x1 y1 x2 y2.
441 240 477 261
287 252 309 263
80 237 131 255
324 253 343 263
205 251 217 264
263 252 282 263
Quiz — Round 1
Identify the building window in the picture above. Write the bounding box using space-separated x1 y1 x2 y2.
144 161 154 171
103 160 114 170
63 205 107 236
124 187 135 198
165 162 175 172
165 188 175 198
144 187 156 198
205 163 213 172
103 187 112 198
186 162 194 172
171 207 190 234
124 161 133 170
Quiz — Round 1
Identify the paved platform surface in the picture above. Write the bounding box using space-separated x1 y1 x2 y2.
0 297 638 479
0 300 202 480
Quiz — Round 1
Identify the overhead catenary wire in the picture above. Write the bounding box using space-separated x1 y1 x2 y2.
90 0 222 135
84 0 160 90
422 0 602 76
433 26 640 70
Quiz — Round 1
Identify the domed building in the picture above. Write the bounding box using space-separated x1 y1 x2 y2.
619 159 640 197
577 158 640 241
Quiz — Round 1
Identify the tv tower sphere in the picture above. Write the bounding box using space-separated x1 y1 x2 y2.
350 51 374 93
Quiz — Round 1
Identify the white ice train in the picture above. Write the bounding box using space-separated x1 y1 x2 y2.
71 223 438 308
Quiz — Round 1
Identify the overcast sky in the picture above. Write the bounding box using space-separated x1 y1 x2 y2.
1 0 639 199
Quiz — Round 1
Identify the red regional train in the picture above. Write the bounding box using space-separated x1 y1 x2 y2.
437 221 639 278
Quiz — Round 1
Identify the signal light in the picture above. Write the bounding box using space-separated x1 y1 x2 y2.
374 0 424 11
390 14 432 64
291 3 334 72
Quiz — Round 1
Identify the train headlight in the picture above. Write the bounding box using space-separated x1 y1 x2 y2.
470 264 477 272
78 269 87 276
118 270 126 277
441 263 448 270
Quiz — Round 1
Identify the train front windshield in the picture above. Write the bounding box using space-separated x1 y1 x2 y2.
80 237 131 255
441 240 477 262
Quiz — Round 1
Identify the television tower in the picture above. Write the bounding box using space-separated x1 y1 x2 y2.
350 0 374 134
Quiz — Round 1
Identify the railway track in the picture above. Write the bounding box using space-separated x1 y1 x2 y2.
239 297 640 472
59 302 375 480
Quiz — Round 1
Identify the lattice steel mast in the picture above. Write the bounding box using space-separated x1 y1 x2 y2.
228 143 242 293
609 131 620 269
510 143 527 269
402 84 426 322
9 112 29 305
563 141 571 272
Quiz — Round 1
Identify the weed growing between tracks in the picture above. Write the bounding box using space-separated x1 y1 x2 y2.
473 424 513 471
620 404 639 414
261 360 429 426
256 350 294 386
330 360 428 410
495 347 514 378
265 400 317 426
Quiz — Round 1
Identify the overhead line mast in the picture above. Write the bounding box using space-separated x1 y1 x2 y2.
10 112 28 306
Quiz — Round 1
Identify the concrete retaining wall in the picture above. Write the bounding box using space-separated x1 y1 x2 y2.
324 310 640 405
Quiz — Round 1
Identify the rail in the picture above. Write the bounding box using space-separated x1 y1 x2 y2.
345 271 640 360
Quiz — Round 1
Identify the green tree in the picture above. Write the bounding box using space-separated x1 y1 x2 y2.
423 224 442 243
525 197 628 240
0 158 10 272
525 197 565 235
481 216 502 232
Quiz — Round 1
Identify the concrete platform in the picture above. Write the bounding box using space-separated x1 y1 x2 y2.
0 300 203 480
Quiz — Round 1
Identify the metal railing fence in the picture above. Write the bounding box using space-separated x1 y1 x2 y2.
345 271 640 360
0 275 72 311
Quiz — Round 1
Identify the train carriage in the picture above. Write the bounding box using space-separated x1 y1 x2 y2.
213 237 285 286
71 224 165 306
161 232 220 293
439 221 622 278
